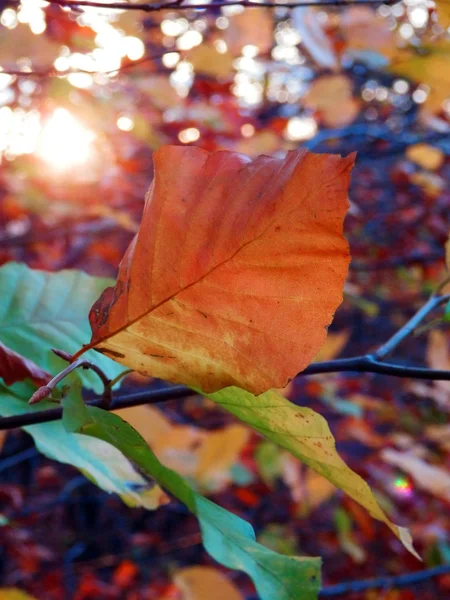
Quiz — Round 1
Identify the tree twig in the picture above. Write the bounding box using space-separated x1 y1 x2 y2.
2 291 450 430
373 293 450 361
29 350 112 407
0 54 163 78
42 0 397 13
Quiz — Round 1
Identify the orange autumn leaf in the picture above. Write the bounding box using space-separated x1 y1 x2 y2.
174 566 244 600
78 146 353 394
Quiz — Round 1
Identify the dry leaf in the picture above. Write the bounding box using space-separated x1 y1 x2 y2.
0 342 50 387
305 76 360 128
341 7 397 60
382 449 450 502
293 8 337 69
425 424 450 451
116 405 249 489
235 131 280 157
390 41 450 114
313 330 349 362
196 424 249 483
187 44 234 78
406 143 444 171
435 0 450 29
281 454 336 509
174 566 244 600
0 590 38 600
79 146 353 394
224 8 273 55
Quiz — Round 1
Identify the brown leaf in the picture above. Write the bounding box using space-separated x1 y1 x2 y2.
313 329 350 362
223 8 273 55
79 146 353 394
305 76 360 128
0 342 50 387
426 329 450 394
174 566 244 600
116 406 249 489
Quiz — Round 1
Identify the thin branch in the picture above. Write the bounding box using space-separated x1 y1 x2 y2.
0 385 196 431
0 54 162 78
318 564 450 596
43 0 397 13
1 291 450 430
373 293 450 361
29 350 112 407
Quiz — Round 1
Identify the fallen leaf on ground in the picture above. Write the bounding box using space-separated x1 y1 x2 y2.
313 330 350 362
406 144 444 171
187 43 234 78
174 566 244 600
223 8 273 55
305 76 360 128
117 405 249 490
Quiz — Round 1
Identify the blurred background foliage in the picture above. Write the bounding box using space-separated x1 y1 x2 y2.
1 1 450 599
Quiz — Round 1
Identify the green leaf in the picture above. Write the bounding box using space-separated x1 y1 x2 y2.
0 262 124 392
62 392 321 600
0 379 166 509
205 387 420 560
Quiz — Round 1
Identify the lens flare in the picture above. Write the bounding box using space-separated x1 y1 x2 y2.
36 108 96 172
394 477 413 498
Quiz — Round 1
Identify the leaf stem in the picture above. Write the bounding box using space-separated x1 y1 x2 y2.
4 290 450 430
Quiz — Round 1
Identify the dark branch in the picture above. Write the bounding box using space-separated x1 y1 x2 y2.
43 0 396 13
319 564 450 596
1 290 449 430
0 54 162 78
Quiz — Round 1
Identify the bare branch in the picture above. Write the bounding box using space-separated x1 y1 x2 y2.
2 290 450 430
42 0 397 13
0 54 163 78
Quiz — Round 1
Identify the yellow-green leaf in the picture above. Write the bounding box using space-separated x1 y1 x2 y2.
206 386 420 560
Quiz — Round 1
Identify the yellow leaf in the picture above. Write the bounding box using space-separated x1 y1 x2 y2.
435 0 450 28
305 76 360 128
390 40 450 114
0 590 38 600
208 386 420 559
117 406 249 489
406 143 444 171
313 330 350 362
78 146 353 395
235 131 280 157
174 566 244 600
224 8 273 55
281 454 336 509
341 7 397 59
196 424 249 483
187 43 234 78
